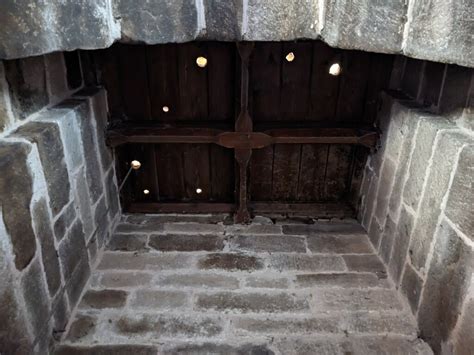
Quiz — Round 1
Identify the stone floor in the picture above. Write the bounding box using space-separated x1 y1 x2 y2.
56 215 432 355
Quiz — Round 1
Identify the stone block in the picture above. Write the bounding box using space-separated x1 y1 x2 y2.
268 254 346 272
125 213 228 225
404 0 474 68
56 345 158 355
244 0 319 41
0 62 14 132
14 120 71 216
107 234 148 251
94 196 109 247
323 0 406 52
113 0 198 43
149 234 224 252
44 52 69 103
361 175 378 229
445 145 474 239
66 258 91 308
3 56 48 119
57 99 103 203
115 220 164 234
230 234 306 253
452 295 474 355
403 116 451 210
0 141 36 270
367 217 383 250
282 220 364 235
97 252 193 271
163 222 224 234
388 205 414 284
227 224 282 235
312 289 404 312
373 157 397 228
32 198 62 296
342 254 386 279
401 263 423 314
114 313 224 338
379 215 397 264
195 292 309 313
130 290 188 309
52 292 70 335
58 219 88 280
198 253 264 271
96 272 153 288
53 201 76 242
417 219 473 353
156 273 239 289
410 130 471 273
0 0 118 59
203 0 242 40
161 343 273 355
244 276 290 289
306 234 372 254
80 289 128 309
295 273 386 289
20 258 51 340
74 168 95 239
65 313 97 342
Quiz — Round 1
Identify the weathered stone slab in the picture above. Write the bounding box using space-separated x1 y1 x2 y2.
244 276 290 289
161 343 274 355
149 234 224 252
104 168 120 220
0 62 14 132
379 215 397 265
373 157 397 229
113 0 198 43
65 313 97 343
53 201 76 242
401 263 423 314
163 222 224 234
58 219 88 280
203 0 242 40
74 168 95 239
282 220 364 235
0 141 36 270
56 345 158 355
417 219 473 353
445 145 474 240
268 254 346 272
66 258 91 308
230 235 306 253
32 198 62 296
44 52 69 103
156 273 239 289
244 0 319 41
306 234 372 254
113 313 224 338
95 272 153 288
0 0 118 59
14 121 71 216
404 0 474 68
124 213 227 225
80 289 128 309
452 294 474 355
198 253 264 271
227 224 282 235
131 289 188 309
195 292 309 313
342 254 386 279
107 234 148 251
295 273 386 288
97 252 193 271
94 196 109 247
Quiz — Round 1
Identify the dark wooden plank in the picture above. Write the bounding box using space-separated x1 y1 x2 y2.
249 145 274 201
297 144 329 201
155 144 185 201
280 42 313 120
178 42 209 120
128 202 235 214
250 202 355 218
250 42 282 122
324 144 353 200
309 42 341 121
182 144 211 201
118 45 152 120
207 42 235 121
209 145 235 202
147 43 180 121
129 144 159 202
335 51 371 122
272 144 301 201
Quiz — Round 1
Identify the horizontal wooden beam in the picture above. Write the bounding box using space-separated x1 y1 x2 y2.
108 125 378 148
127 201 354 218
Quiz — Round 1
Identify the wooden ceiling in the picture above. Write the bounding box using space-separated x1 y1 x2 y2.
92 41 393 221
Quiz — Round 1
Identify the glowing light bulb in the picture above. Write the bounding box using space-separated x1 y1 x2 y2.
131 160 141 170
329 63 342 76
196 56 208 68
143 189 150 195
196 188 202 194
162 106 170 112
285 52 295 62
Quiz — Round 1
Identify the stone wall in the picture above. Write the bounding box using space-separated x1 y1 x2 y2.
0 53 120 353
359 58 474 353
0 0 473 68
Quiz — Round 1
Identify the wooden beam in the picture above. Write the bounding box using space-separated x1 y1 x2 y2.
128 202 235 214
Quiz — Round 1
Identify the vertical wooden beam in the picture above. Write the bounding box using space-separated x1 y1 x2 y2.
234 42 254 223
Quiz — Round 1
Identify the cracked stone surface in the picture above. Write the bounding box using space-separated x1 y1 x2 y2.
56 215 432 354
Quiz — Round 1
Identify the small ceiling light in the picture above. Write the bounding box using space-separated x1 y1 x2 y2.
196 188 202 194
131 160 141 170
329 63 342 76
162 106 169 113
196 56 208 68
143 189 150 195
285 52 295 62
